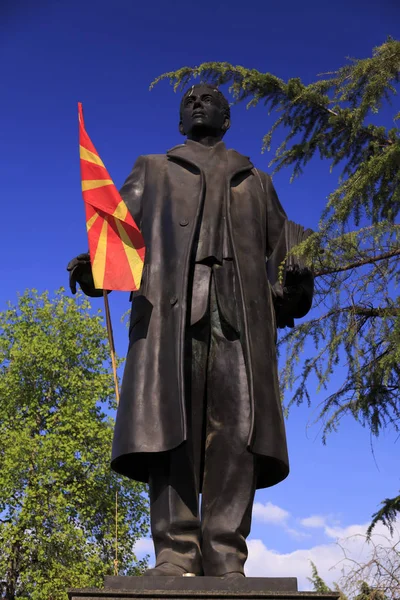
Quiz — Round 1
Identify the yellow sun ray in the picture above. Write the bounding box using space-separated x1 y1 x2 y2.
92 218 108 288
82 179 113 191
115 218 144 289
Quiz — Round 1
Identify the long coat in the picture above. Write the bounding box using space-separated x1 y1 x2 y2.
111 141 294 489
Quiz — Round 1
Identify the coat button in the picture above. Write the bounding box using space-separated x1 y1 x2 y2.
179 219 189 227
170 296 178 306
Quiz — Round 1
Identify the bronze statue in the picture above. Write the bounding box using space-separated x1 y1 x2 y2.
68 85 314 578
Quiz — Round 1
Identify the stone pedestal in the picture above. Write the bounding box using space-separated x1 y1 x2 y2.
68 576 340 600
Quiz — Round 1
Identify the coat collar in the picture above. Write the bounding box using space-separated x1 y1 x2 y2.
167 140 254 180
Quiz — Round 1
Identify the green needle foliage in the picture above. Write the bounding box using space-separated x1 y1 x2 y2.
308 562 334 594
0 290 149 600
308 554 398 600
152 38 400 533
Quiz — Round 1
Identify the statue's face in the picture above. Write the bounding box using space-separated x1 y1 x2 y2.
179 87 229 137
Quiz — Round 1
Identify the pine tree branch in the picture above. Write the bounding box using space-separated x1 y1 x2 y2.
367 493 400 539
294 304 399 328
315 247 400 277
345 306 399 317
291 96 392 147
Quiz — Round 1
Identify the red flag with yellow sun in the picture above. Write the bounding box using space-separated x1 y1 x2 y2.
78 102 145 291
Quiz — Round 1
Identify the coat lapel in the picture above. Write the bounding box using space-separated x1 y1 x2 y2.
226 149 254 181
166 142 254 181
166 142 202 172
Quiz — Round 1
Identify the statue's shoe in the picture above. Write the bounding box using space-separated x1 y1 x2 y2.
222 572 245 579
143 563 197 577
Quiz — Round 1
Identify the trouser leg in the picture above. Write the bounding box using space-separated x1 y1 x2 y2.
147 271 210 575
201 273 257 576
147 445 203 574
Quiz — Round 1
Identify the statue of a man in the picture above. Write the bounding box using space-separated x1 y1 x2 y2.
68 85 313 578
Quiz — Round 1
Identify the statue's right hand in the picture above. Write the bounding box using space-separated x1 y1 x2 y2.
67 253 104 298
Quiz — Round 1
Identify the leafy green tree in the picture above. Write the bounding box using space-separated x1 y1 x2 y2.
0 290 149 600
152 38 400 532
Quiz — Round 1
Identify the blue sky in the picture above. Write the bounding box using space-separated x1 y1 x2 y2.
1 0 399 587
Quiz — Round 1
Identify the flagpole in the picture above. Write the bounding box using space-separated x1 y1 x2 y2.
114 489 119 576
103 290 120 406
101 291 120 577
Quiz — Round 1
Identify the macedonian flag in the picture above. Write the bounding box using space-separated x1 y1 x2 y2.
78 102 145 291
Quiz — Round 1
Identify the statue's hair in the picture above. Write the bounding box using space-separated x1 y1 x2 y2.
179 84 231 121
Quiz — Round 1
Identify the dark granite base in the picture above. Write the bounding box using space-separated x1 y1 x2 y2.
105 576 298 592
68 576 340 600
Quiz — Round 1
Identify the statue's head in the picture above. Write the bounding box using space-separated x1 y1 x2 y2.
179 84 231 139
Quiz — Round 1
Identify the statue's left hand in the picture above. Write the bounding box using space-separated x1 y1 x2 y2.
276 266 314 326
284 265 313 302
